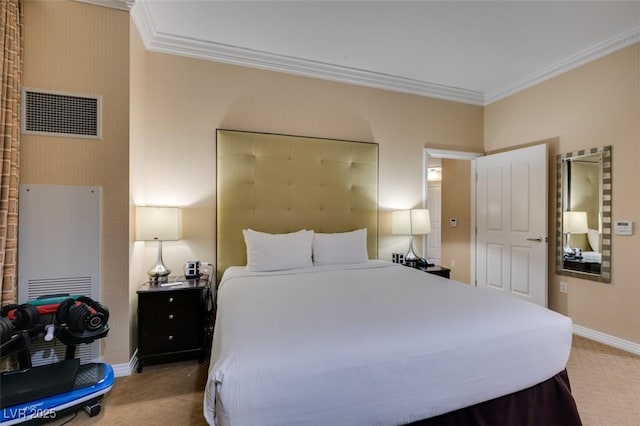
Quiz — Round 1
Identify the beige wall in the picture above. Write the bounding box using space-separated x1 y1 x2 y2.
129 34 484 292
485 43 640 344
129 14 149 354
441 159 472 284
22 1 130 364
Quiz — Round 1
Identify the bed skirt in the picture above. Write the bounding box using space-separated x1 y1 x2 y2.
408 369 582 426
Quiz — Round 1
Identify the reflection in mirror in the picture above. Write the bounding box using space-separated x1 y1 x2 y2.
556 146 611 283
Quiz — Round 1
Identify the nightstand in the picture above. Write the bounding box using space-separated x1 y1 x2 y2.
563 258 601 274
136 275 214 373
418 265 451 279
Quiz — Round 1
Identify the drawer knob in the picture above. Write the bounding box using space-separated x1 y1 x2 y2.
168 335 174 340
168 297 174 303
168 314 174 320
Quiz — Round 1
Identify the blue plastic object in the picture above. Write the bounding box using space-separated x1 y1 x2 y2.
0 363 114 425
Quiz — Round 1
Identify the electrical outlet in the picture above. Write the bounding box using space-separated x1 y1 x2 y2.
560 282 568 294
450 259 456 268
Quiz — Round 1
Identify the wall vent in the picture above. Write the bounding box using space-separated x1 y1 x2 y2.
26 277 93 300
22 88 102 139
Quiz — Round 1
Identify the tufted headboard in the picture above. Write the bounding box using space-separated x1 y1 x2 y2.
216 129 378 279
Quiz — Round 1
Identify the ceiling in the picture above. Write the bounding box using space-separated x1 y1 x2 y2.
89 0 639 105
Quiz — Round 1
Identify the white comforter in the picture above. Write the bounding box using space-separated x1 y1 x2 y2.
204 262 572 426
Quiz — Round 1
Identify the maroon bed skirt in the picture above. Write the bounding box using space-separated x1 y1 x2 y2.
408 369 582 426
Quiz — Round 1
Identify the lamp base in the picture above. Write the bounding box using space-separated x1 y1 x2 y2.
404 236 434 268
147 263 171 284
404 235 419 262
147 240 171 284
147 269 171 284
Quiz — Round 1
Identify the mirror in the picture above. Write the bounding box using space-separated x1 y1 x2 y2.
556 146 611 282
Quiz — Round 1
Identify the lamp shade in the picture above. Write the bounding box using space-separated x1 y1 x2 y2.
410 209 431 235
392 210 411 235
392 209 431 235
563 211 588 234
135 206 181 241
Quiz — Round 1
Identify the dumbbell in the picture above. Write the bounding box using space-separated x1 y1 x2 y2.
56 297 109 333
0 303 40 343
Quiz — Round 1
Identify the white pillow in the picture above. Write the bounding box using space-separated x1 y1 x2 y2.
312 229 369 265
587 228 600 253
243 229 314 272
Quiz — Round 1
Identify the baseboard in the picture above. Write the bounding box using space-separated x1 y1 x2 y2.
573 324 640 356
111 349 138 377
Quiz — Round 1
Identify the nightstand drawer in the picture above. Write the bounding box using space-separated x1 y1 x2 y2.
139 308 199 325
140 326 200 354
138 290 201 311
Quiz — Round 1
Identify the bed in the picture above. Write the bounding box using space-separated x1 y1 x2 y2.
205 260 580 426
207 130 582 425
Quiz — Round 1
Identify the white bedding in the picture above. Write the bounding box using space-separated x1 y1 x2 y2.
581 251 602 263
204 261 572 426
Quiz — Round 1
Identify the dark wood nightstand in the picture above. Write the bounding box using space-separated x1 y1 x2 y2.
418 265 451 279
563 258 601 274
136 275 214 373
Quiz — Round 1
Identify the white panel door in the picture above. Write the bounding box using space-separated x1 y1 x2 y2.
427 183 442 265
476 144 548 306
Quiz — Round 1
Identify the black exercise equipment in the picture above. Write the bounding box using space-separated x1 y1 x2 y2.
0 295 113 425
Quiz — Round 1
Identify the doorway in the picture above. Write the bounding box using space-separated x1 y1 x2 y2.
426 158 442 267
425 145 549 307
423 149 482 284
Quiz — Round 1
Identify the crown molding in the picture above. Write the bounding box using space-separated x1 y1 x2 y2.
73 0 134 11
131 0 638 107
485 25 640 104
130 1 484 105
149 33 485 105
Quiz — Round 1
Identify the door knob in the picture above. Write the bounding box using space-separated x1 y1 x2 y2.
526 237 543 242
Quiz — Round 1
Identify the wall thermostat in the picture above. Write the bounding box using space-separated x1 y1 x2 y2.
614 220 633 236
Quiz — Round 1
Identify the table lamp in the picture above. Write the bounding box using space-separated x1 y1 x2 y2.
392 209 432 264
136 206 181 282
563 210 588 252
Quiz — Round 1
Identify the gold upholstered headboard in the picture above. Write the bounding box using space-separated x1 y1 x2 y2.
216 129 378 278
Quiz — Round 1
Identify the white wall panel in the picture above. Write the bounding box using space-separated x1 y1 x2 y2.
18 184 101 366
